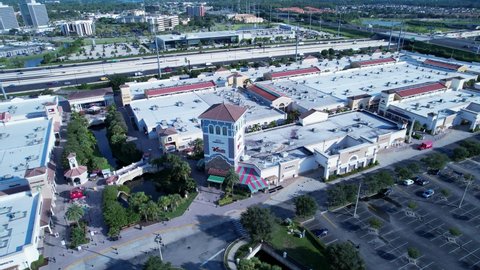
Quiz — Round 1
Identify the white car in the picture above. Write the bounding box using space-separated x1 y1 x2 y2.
403 179 414 186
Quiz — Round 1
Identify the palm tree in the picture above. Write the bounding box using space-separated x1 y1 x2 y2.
169 194 183 210
158 196 171 212
66 204 84 227
139 203 149 221
129 192 149 211
224 168 240 196
145 201 159 221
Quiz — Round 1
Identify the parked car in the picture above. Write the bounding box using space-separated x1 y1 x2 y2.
422 189 435 198
313 228 329 237
415 178 429 186
403 179 414 186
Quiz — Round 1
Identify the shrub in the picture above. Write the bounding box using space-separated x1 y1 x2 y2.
217 196 233 206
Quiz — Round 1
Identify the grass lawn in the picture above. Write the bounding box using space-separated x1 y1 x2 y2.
269 223 329 270
164 192 198 219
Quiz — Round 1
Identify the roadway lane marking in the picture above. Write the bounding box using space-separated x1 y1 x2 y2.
200 248 225 267
321 213 338 229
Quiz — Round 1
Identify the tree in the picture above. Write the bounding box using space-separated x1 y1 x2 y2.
368 218 383 230
66 204 84 227
407 247 421 260
395 166 412 180
158 196 171 212
449 227 462 237
326 242 366 270
143 256 179 270
452 146 469 161
108 74 129 91
129 192 150 211
224 168 240 196
407 201 418 210
421 153 449 170
294 195 318 218
238 257 282 270
240 206 275 242
191 138 204 158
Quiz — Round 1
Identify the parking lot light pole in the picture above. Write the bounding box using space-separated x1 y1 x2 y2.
459 177 473 208
353 181 362 218
155 234 163 261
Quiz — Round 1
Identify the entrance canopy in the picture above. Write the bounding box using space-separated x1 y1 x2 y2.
236 166 268 193
207 175 225 184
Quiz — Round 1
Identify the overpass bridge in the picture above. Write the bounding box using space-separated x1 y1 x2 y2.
108 160 160 185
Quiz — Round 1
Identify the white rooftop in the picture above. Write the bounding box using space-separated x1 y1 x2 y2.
0 191 40 257
390 89 480 119
243 111 400 168
131 87 286 136
0 96 57 121
259 56 476 111
0 118 53 180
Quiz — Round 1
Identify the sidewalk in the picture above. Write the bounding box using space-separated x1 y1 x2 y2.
226 239 248 270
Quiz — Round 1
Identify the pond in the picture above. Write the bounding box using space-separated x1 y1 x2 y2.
362 19 401 27
90 125 117 168
24 56 43 68
255 250 288 270
125 176 164 201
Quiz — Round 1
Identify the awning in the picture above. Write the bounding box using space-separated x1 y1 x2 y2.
207 175 225 184
236 166 269 193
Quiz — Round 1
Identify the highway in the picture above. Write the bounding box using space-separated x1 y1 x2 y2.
0 39 389 92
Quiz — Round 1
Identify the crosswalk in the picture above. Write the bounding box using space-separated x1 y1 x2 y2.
232 219 249 239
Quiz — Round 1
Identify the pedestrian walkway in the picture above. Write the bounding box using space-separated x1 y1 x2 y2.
226 238 248 270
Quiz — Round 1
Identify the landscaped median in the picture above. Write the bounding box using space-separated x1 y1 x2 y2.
269 222 329 269
230 206 329 270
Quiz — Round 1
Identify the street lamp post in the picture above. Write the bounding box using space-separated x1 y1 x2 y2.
155 234 163 261
353 181 362 218
459 176 473 208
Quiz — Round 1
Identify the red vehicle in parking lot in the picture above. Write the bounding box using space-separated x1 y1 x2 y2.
418 140 433 150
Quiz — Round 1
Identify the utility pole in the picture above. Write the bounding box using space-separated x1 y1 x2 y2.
353 181 362 218
459 176 473 208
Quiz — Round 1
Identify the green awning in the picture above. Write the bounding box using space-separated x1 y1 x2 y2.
207 175 225 184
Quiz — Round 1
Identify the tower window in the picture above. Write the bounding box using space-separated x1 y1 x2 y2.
215 126 221 135
209 125 214 134
222 126 227 136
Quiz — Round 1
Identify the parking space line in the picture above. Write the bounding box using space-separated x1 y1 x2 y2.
460 248 480 261
325 239 338 245
385 241 408 255
321 213 338 229
420 261 435 269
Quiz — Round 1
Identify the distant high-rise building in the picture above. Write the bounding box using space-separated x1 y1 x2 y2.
186 5 205 17
19 0 49 28
0 2 19 30
147 15 179 32
61 20 94 36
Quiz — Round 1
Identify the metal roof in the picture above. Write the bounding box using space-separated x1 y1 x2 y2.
267 66 320 79
145 81 216 98
424 59 463 71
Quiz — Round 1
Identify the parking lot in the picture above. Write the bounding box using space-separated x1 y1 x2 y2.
305 162 480 270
